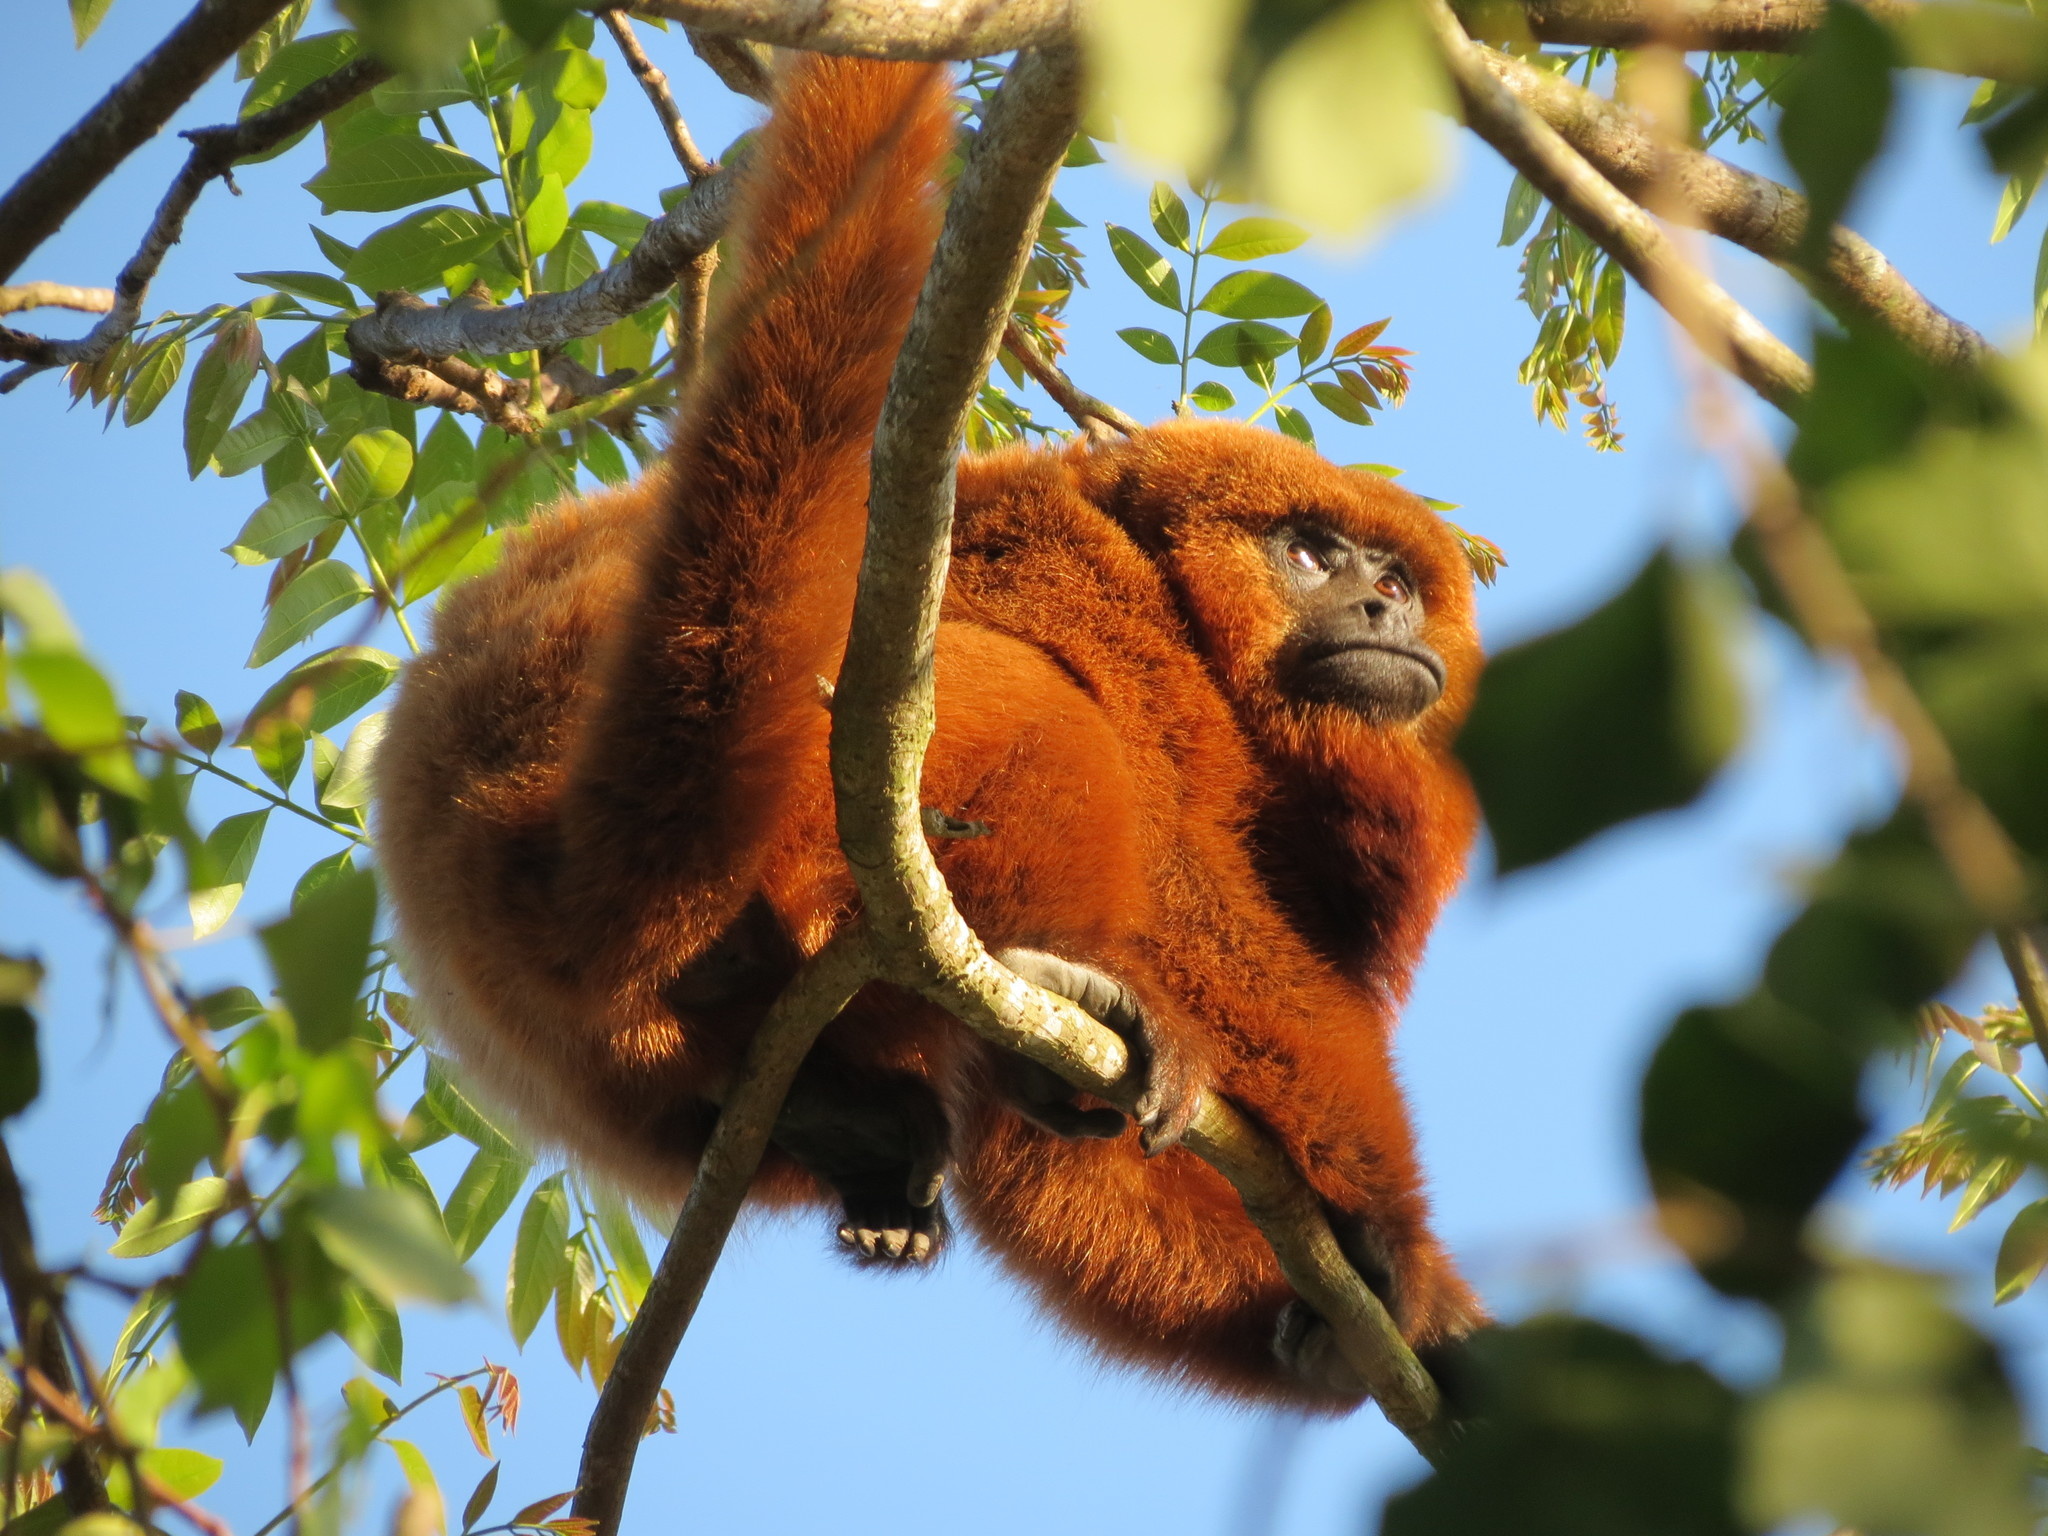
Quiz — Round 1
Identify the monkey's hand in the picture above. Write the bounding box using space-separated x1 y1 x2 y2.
993 948 1204 1155
772 1070 951 1265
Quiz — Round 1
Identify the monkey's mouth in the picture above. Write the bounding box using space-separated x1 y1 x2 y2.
1289 641 1445 721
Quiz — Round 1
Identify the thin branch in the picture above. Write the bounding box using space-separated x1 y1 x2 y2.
1483 51 1986 372
626 0 1074 59
20 1368 231 1536
344 170 732 365
0 0 295 285
601 9 716 180
571 930 873 1536
830 43 1454 1460
672 248 719 387
0 56 390 393
1462 0 2048 79
0 1137 108 1516
1426 0 1813 413
0 284 113 316
1002 318 1139 439
684 28 773 102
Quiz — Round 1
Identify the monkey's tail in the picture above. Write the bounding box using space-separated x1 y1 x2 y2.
562 55 955 977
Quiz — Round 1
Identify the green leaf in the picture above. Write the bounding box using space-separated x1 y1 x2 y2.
570 200 650 251
306 1183 476 1305
1311 379 1372 425
13 650 123 753
1499 173 1544 247
579 430 630 487
463 1464 501 1533
1202 217 1309 262
443 1148 533 1260
528 46 607 108
246 560 373 668
110 1177 230 1258
530 105 594 183
398 484 486 601
506 1175 572 1344
305 138 494 215
320 713 388 811
238 270 360 309
240 647 401 737
592 1195 652 1311
228 484 337 564
1116 327 1179 366
1105 224 1183 311
1148 182 1192 253
185 317 263 479
70 0 117 45
310 224 359 272
1197 270 1322 320
1457 550 1743 874
244 31 360 119
175 690 224 755
1273 403 1314 444
1189 380 1235 412
425 1055 521 1159
339 429 414 509
1779 1 1897 264
1190 320 1297 368
339 0 496 75
0 1007 39 1120
344 207 506 295
189 808 270 938
139 1448 223 1502
372 71 473 115
143 1079 219 1197
260 866 377 1051
294 847 358 911
341 1282 404 1380
524 173 570 257
175 1242 277 1429
123 337 186 426
1995 1198 2048 1302
1297 302 1332 367
214 407 296 478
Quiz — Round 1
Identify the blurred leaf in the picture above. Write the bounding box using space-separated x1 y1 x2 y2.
1203 216 1308 261
138 1448 223 1501
1116 327 1180 366
260 866 376 1051
1779 1 1896 264
143 1078 219 1198
338 0 495 74
462 1462 500 1530
1081 0 1241 174
1149 182 1193 252
525 46 606 109
344 207 505 295
1500 172 1544 246
1197 269 1321 319
1105 224 1183 311
306 138 493 215
0 1007 39 1120
1458 550 1743 873
506 1175 571 1345
1381 1317 1743 1536
176 1242 277 1430
306 1183 476 1305
185 316 263 479
425 1055 521 1159
341 1281 404 1380
524 173 571 257
228 483 337 564
399 484 487 601
240 647 401 738
247 560 373 668
1993 1199 2048 1302
443 1148 532 1260
109 1177 230 1257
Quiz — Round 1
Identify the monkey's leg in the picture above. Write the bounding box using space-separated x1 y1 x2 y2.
770 1056 953 1266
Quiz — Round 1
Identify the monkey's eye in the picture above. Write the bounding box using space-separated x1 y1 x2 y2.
1286 540 1328 575
1375 570 1410 602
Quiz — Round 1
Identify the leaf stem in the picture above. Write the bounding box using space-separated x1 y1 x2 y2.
157 742 370 845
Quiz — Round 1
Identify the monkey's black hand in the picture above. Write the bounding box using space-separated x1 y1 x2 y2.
993 948 1202 1156
772 1068 952 1265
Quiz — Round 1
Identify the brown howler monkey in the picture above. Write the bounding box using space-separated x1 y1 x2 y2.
377 50 1486 1407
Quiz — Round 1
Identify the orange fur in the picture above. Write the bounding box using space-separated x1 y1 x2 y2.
378 53 1484 1409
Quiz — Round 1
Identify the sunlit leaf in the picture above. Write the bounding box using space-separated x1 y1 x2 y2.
506 1176 571 1345
185 316 264 479
443 1148 533 1260
1105 224 1183 311
246 560 373 668
1189 380 1235 411
228 484 337 564
426 1055 522 1160
1190 320 1297 368
1203 217 1309 262
339 429 413 510
1117 327 1180 366
344 207 506 295
122 337 186 426
305 138 493 214
341 1282 404 1380
240 647 401 738
320 713 388 811
306 1183 476 1305
189 808 270 938
1149 182 1192 253
110 1177 231 1257
175 1242 277 1429
260 866 376 1051
1197 270 1322 319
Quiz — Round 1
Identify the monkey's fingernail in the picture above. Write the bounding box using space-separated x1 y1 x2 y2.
837 1225 856 1247
909 1233 932 1262
856 1229 879 1257
881 1229 908 1259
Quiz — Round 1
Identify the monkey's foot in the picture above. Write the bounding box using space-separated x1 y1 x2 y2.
1272 1301 1368 1400
993 948 1204 1155
832 1170 949 1265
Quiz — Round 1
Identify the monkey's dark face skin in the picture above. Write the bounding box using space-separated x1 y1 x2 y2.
1267 521 1446 724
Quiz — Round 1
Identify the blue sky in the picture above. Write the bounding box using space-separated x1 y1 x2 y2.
1 9 2042 1534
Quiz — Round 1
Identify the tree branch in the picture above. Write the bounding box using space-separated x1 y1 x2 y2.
0 285 114 316
1461 0 2048 79
0 0 297 285
602 9 717 181
570 929 872 1536
1002 318 1139 439
0 56 390 393
829 43 1457 1462
1483 50 1986 372
685 28 773 101
627 0 1074 59
1427 0 1813 413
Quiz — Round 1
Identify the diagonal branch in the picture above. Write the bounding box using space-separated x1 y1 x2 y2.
832 43 1457 1462
626 0 1074 59
0 285 114 316
0 57 389 393
1426 0 1814 413
0 0 296 285
602 8 717 181
1002 318 1139 439
685 28 774 101
1484 50 1986 371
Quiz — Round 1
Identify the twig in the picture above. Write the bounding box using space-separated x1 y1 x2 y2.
1425 0 1813 413
20 1368 232 1536
830 41 1459 1462
601 10 716 180
672 249 719 387
1468 0 2048 79
0 284 114 316
0 56 390 393
571 930 872 1536
0 0 296 285
0 1137 109 1516
684 28 772 102
1481 50 1986 373
627 0 1073 58
1001 318 1139 439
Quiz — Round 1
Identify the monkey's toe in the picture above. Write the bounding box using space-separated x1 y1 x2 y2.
833 1179 948 1266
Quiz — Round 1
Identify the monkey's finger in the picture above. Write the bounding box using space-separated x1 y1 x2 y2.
878 1227 909 1260
908 1231 933 1263
905 1160 948 1209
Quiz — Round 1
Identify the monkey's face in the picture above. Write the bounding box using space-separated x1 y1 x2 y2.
1266 522 1444 725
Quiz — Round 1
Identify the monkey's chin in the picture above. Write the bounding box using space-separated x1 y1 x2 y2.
1289 644 1443 724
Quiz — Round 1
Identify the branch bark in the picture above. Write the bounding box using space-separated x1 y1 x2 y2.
1002 318 1140 439
1460 0 2048 79
0 285 114 316
0 0 297 285
570 930 872 1536
1484 51 1986 371
832 43 1456 1463
1427 0 1814 413
0 56 389 392
685 28 773 101
602 9 717 181
627 0 1074 59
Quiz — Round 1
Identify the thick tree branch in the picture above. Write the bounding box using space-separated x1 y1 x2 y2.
344 172 732 367
830 44 1456 1461
1461 0 2048 78
0 57 389 393
0 0 296 285
685 28 774 101
1485 51 1986 371
1002 318 1139 439
602 9 717 181
628 0 1074 59
1428 0 1813 412
570 930 872 1536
